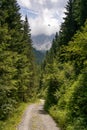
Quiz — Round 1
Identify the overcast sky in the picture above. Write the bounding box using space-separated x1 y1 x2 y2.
17 0 68 36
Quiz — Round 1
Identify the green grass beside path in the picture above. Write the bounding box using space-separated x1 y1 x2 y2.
0 103 29 130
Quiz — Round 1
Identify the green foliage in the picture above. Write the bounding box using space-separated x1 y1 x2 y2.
43 60 75 110
41 1 87 129
0 0 37 120
0 102 29 130
49 105 68 128
66 73 87 125
33 49 45 64
73 0 87 27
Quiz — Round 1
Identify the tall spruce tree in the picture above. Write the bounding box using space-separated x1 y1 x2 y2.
0 0 36 119
17 16 35 101
59 0 76 46
73 0 87 27
0 0 22 119
23 16 35 94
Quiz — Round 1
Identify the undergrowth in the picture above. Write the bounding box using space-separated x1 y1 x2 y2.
0 102 29 130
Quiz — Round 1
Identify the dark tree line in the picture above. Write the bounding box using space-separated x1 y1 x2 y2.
0 0 37 120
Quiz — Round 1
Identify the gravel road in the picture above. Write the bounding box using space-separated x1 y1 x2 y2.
17 100 60 130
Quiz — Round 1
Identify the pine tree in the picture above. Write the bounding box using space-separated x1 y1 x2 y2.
23 16 35 94
0 0 24 119
59 0 76 46
17 16 36 101
73 0 87 27
0 0 37 120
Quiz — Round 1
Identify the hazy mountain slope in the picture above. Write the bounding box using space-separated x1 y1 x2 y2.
33 48 46 64
32 34 54 51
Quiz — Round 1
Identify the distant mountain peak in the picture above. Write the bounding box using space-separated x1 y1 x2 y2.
32 34 55 51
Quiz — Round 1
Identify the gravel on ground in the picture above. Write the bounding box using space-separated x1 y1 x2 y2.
17 100 60 130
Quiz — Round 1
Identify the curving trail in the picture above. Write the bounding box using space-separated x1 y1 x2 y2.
17 100 60 130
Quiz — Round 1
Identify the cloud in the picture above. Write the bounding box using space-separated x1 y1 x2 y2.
17 0 31 8
17 0 68 36
30 15 59 36
37 0 46 5
29 8 60 36
51 0 58 3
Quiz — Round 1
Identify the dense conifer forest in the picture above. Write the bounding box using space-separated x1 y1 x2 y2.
0 0 87 130
40 0 87 129
0 0 38 120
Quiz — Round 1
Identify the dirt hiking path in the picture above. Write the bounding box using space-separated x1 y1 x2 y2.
17 100 60 130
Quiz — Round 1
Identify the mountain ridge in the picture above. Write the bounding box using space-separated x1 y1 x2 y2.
32 34 55 51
